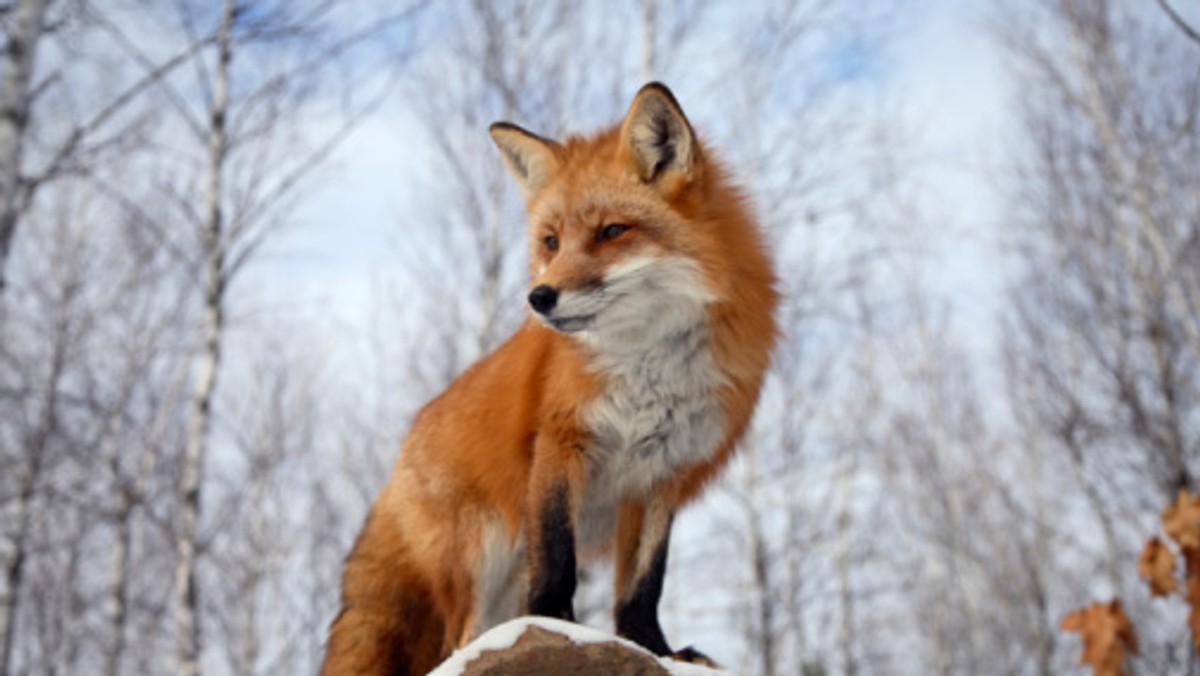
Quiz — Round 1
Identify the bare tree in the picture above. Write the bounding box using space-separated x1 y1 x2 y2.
0 1 421 673
996 0 1200 670
395 0 576 392
0 0 227 295
171 2 236 670
0 235 70 674
675 3 909 673
152 1 421 671
203 326 324 675
998 0 1200 549
0 0 52 293
0 175 183 673
1154 0 1200 48
0 24 209 666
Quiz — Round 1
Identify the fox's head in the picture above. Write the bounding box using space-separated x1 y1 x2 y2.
490 83 738 350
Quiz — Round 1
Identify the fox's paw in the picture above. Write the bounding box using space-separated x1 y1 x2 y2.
669 646 720 668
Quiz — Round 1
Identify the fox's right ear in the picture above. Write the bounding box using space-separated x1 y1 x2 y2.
489 122 562 202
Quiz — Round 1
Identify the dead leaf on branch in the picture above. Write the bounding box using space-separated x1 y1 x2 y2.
1184 547 1200 651
1061 600 1138 676
1138 537 1178 596
1163 490 1200 550
1158 489 1200 650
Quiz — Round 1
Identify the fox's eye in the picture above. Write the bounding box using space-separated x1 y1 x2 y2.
544 235 559 252
598 224 629 242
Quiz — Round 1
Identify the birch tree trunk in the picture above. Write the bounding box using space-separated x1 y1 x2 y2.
1061 0 1200 360
99 394 135 676
740 436 777 676
0 0 51 293
835 468 856 676
104 491 134 676
1 303 67 675
641 0 657 83
173 1 234 672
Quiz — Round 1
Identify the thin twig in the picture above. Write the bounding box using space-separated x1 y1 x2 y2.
1155 0 1200 48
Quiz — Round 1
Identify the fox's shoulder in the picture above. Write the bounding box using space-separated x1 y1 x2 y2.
406 321 600 445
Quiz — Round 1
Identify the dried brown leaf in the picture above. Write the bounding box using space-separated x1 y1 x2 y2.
1138 537 1178 596
1061 600 1138 676
1163 490 1200 550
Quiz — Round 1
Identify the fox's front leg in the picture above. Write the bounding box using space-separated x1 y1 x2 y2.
614 499 672 653
525 434 584 621
615 499 716 665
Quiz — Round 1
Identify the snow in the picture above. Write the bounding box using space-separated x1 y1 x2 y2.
659 657 729 676
428 616 726 676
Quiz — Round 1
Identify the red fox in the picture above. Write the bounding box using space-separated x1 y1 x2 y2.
322 83 778 675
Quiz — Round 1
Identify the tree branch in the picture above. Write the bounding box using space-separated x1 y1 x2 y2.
1155 0 1200 48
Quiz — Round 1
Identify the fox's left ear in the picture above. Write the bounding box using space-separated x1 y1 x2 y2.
619 83 696 187
489 122 562 203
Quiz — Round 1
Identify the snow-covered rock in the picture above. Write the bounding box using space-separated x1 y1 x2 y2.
429 616 728 676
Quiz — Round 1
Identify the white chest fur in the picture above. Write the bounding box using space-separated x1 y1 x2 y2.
574 322 725 557
585 323 725 495
566 256 727 554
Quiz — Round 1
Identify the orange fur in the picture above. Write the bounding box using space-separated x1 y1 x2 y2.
322 83 777 675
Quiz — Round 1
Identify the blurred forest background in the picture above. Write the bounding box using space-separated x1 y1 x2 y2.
1 0 1199 674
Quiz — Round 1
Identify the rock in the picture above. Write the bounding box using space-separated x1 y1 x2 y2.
429 617 726 676
456 624 668 675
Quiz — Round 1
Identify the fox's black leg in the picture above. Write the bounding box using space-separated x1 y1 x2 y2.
614 502 717 665
613 501 674 654
526 483 576 621
615 522 672 654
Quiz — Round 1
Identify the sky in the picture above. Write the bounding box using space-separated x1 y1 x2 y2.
886 1 1016 366
251 0 1015 357
239 0 1200 361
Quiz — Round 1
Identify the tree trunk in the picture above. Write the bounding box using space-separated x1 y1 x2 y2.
103 494 133 676
172 1 233 673
742 438 777 676
1 316 66 675
1062 0 1200 356
641 0 657 83
835 460 856 676
0 0 50 293
0 468 35 676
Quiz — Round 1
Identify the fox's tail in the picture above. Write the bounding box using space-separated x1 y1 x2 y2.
321 511 445 676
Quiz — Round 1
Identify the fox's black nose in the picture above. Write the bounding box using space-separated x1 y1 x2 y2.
528 285 558 315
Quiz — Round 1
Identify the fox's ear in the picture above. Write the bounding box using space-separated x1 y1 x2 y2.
619 83 696 186
489 122 562 202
